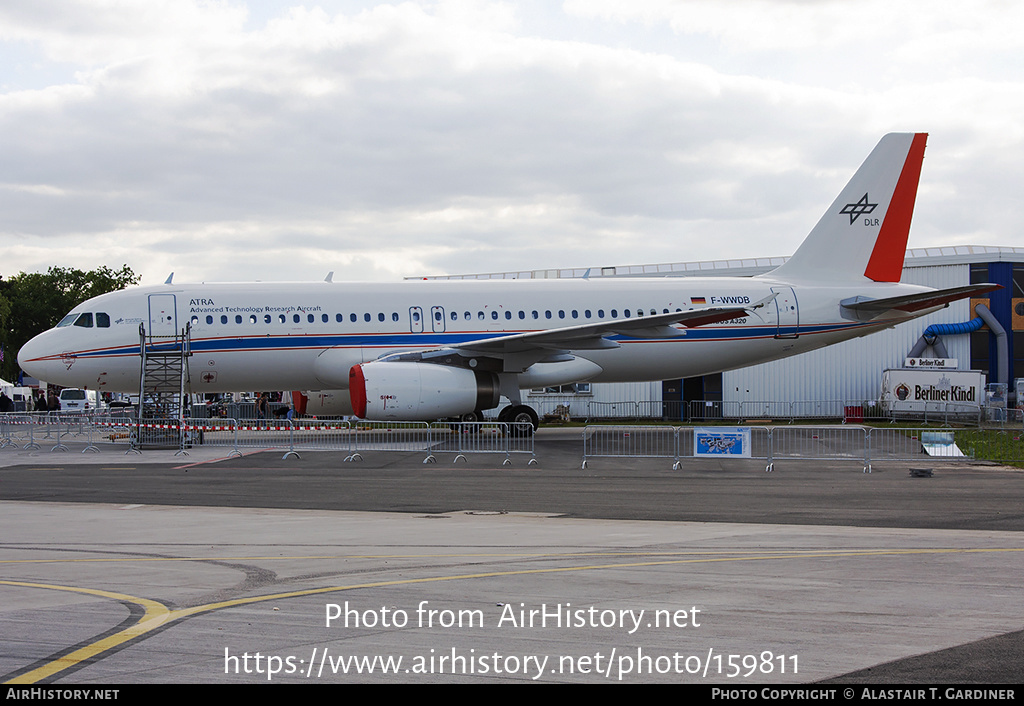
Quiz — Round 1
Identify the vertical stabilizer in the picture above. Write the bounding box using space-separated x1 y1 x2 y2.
769 133 927 283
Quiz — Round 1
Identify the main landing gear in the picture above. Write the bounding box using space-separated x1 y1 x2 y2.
498 404 539 436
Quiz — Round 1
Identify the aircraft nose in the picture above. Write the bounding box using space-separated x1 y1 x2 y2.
17 331 61 381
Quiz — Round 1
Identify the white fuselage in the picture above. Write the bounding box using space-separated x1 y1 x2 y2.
17 275 932 397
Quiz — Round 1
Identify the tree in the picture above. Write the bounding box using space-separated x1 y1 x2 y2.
1 265 140 381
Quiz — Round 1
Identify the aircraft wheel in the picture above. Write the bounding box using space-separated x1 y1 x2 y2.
507 405 538 436
460 410 483 432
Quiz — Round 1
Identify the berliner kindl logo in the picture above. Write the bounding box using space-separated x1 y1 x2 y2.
895 383 910 401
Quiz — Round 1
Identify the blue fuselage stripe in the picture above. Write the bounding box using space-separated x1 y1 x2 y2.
66 322 864 359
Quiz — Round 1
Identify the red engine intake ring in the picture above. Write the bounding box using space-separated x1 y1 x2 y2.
348 363 367 418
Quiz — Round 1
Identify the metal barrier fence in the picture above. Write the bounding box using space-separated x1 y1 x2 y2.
5 412 1021 469
582 426 773 470
582 425 683 468
426 422 537 465
581 425 1024 471
0 413 536 465
0 411 109 453
176 418 536 463
769 426 869 471
521 398 1001 426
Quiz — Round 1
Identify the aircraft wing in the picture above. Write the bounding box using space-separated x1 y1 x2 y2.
840 283 1001 321
451 294 777 356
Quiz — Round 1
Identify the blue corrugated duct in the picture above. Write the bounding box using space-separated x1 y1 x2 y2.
922 318 985 337
907 305 1006 384
908 318 984 359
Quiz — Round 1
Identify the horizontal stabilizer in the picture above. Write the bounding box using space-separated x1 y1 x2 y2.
840 283 1001 321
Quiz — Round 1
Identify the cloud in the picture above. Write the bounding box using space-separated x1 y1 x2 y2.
0 0 1021 285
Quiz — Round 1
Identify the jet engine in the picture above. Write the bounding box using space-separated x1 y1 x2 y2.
349 361 500 421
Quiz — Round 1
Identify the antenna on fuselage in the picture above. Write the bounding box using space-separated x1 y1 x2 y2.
164 272 174 284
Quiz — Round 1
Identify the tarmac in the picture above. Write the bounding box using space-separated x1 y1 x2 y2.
1 428 1022 685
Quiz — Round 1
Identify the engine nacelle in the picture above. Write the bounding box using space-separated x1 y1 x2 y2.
349 361 500 420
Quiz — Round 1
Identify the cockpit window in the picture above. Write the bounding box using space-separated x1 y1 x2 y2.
96 313 110 328
73 313 94 328
57 314 78 328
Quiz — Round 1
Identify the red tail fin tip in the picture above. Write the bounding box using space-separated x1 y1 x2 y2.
863 133 928 282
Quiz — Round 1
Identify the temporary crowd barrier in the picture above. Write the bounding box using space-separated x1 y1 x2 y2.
4 412 1021 470
581 424 1024 472
0 412 537 465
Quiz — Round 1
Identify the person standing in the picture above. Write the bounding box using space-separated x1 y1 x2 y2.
256 392 269 426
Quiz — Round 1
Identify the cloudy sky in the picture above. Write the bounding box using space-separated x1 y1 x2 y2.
2 0 1022 285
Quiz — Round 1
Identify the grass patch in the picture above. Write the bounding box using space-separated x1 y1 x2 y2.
953 429 1024 465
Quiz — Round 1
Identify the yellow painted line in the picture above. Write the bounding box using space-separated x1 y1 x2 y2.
1 580 171 685
4 546 1024 684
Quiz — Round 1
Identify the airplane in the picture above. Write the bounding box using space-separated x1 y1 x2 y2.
17 133 999 432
